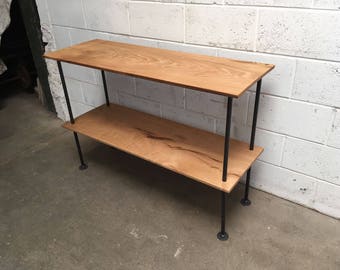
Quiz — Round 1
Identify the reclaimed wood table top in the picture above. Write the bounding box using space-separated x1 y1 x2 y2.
44 39 274 97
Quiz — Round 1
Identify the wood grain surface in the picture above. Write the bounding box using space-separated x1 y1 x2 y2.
45 39 274 97
63 104 263 193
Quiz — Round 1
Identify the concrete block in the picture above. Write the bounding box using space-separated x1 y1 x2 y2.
106 72 135 95
186 6 256 50
93 70 103 86
52 26 71 49
71 101 94 118
129 2 184 42
69 28 93 45
252 129 285 165
282 137 340 184
81 82 106 107
313 0 340 9
161 104 215 132
135 78 185 108
314 181 340 218
186 89 249 125
35 0 50 24
292 59 340 107
185 89 228 118
65 78 84 103
327 110 340 149
257 9 340 61
82 0 129 34
218 122 285 165
47 0 85 28
118 93 161 116
217 49 296 97
158 41 217 56
248 94 334 143
108 88 119 104
252 161 317 207
225 0 312 7
63 63 97 85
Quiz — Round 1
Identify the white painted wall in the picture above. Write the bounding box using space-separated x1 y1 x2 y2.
36 0 340 218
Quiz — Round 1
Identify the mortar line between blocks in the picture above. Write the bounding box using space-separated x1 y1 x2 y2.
244 92 250 126
213 118 217 133
255 126 333 148
311 0 316 8
44 0 53 26
79 80 86 104
127 1 132 36
311 178 319 208
195 3 340 12
51 24 340 64
324 109 338 146
183 5 186 43
133 78 137 95
183 88 187 109
66 30 72 48
279 136 287 166
80 0 87 29
160 103 163 118
258 92 338 110
253 7 259 52
257 160 340 188
289 59 298 99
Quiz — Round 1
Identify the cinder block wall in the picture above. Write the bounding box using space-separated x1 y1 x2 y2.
36 0 340 218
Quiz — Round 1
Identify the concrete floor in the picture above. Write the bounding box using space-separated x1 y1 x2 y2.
0 93 339 270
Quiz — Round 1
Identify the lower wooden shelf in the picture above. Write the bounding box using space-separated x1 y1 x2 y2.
63 104 263 193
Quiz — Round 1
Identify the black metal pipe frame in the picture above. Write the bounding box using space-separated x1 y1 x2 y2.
217 97 233 241
73 132 88 170
222 97 233 182
241 79 262 206
217 191 227 240
58 60 262 238
101 70 110 106
57 61 74 124
57 61 88 170
250 79 262 150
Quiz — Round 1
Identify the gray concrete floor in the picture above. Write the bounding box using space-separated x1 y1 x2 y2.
0 93 339 270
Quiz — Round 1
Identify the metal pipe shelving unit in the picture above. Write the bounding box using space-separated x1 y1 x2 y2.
45 39 274 240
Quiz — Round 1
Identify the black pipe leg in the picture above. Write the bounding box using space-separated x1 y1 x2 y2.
73 132 88 170
240 168 251 206
101 70 110 106
217 191 229 241
241 80 262 206
217 97 232 241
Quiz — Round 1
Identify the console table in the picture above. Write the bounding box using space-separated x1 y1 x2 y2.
44 39 274 240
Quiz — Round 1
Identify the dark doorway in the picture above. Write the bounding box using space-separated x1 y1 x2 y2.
0 0 55 112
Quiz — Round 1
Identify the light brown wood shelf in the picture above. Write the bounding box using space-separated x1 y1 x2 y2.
44 39 274 98
63 104 263 193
